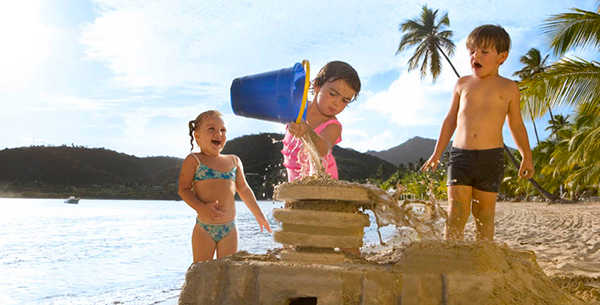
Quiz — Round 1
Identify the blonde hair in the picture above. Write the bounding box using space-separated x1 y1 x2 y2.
466 24 511 54
188 110 223 151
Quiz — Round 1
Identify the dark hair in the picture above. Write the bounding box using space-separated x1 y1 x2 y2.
312 61 361 102
466 24 511 54
188 110 223 151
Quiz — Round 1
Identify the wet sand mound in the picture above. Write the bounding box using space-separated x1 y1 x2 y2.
179 178 593 304
386 241 583 305
179 241 584 304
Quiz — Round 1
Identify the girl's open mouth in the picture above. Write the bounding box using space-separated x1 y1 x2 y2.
211 139 221 145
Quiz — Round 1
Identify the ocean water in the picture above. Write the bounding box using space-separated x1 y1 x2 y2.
0 198 396 305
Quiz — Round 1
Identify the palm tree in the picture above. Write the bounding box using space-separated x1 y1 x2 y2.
396 5 459 81
544 114 570 142
520 4 600 116
397 7 558 201
513 48 556 144
518 3 600 198
513 48 550 79
543 109 600 198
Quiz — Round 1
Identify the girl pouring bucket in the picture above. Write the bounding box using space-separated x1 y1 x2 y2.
231 60 361 182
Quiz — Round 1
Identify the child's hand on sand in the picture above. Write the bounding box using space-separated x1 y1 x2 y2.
202 200 226 221
287 121 311 138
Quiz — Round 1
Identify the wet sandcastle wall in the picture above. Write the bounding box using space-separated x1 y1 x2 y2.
178 180 583 305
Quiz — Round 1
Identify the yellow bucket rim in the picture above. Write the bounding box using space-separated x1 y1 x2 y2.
295 60 310 124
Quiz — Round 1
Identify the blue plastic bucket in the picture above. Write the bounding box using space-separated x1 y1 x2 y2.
231 61 310 124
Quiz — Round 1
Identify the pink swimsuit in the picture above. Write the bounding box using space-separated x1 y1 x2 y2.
281 119 341 181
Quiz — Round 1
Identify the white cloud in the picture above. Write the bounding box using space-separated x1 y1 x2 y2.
362 72 450 126
0 1 54 91
341 128 403 153
119 104 215 137
81 0 412 91
43 95 120 111
359 38 471 129
2 0 595 157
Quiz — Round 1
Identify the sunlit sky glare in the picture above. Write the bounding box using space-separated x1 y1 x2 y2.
1 0 597 159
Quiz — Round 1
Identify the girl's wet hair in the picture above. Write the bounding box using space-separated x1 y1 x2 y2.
466 24 511 54
188 110 223 151
312 61 361 102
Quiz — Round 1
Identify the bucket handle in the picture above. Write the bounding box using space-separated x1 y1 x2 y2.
295 60 310 123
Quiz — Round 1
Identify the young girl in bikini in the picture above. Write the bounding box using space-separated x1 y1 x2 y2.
282 61 361 181
178 110 272 263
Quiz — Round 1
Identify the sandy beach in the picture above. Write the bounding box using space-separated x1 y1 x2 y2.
365 200 600 304
491 201 600 304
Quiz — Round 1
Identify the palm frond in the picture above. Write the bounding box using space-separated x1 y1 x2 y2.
519 57 600 116
407 43 428 72
419 49 430 79
542 8 600 56
429 44 442 81
438 13 450 27
565 160 600 188
437 35 456 56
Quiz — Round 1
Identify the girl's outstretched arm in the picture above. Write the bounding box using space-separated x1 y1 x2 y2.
234 156 272 233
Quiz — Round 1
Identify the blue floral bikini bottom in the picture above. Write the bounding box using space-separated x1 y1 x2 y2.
196 218 236 243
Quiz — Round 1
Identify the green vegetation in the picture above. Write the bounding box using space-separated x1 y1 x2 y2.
518 3 600 199
0 145 182 200
386 3 600 201
0 134 396 200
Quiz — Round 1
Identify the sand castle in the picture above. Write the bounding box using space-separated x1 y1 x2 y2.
178 178 585 305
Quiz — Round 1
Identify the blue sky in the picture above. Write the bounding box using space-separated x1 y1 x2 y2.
1 0 597 159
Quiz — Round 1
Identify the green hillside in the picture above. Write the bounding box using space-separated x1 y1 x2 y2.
0 134 395 200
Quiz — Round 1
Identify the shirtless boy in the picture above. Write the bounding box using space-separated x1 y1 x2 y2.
421 24 534 241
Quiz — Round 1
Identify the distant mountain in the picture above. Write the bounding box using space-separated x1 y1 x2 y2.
0 145 181 186
332 146 396 182
0 145 183 199
366 136 452 167
0 134 396 199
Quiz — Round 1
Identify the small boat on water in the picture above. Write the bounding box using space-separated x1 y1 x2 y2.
64 196 80 204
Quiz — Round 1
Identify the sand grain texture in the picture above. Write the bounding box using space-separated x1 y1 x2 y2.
491 201 600 304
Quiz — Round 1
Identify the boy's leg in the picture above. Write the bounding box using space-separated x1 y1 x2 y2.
445 185 473 241
192 223 217 262
471 189 498 240
216 227 239 258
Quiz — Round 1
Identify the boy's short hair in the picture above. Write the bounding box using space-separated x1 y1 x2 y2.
312 61 361 102
466 24 511 54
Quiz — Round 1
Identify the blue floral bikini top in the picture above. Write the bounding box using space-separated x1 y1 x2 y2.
191 154 237 181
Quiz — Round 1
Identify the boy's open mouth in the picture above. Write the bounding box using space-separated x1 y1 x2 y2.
474 62 482 69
